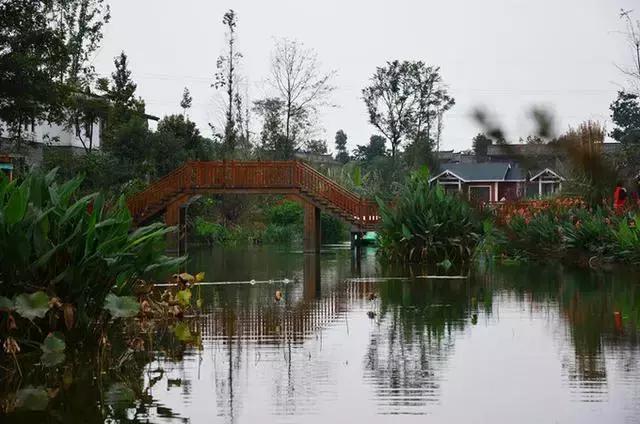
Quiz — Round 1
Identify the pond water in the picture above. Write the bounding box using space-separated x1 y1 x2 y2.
6 244 640 423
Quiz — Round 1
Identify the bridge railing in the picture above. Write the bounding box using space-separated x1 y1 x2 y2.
127 160 380 228
127 164 190 220
191 161 296 189
295 162 380 227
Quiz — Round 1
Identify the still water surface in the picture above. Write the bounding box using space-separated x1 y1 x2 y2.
140 244 640 423
6 244 640 423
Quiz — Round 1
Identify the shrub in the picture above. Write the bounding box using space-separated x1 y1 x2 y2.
613 214 640 264
321 213 347 243
377 167 482 264
267 200 303 226
262 223 300 244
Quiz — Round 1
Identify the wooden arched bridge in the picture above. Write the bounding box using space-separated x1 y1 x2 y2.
127 161 380 252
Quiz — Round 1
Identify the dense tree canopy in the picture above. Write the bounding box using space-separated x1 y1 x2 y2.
334 130 349 163
362 60 454 161
610 91 640 144
0 0 68 142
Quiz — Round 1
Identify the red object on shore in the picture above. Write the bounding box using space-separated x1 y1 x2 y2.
613 186 627 211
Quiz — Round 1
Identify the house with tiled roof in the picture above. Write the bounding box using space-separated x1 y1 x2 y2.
430 162 564 202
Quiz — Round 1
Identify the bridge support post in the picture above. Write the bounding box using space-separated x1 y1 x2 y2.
303 203 321 253
350 230 365 249
178 205 188 258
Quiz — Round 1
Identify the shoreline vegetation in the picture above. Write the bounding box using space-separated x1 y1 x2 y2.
376 166 640 270
0 170 203 391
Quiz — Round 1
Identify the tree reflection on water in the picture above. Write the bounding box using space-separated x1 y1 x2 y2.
4 248 640 423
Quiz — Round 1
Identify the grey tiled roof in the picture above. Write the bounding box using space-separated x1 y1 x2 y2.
436 162 526 181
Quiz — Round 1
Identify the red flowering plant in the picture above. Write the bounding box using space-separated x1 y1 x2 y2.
495 197 586 226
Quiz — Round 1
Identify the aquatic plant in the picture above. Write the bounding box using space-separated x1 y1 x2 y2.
377 166 482 264
0 170 185 355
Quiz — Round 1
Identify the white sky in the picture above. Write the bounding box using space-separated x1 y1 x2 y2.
92 0 638 153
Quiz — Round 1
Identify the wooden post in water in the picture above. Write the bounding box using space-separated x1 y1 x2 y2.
303 202 321 253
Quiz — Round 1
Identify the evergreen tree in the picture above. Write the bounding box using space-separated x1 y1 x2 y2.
472 133 493 158
610 91 640 144
334 130 349 163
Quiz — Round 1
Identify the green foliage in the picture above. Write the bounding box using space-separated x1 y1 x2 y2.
472 133 493 157
613 215 640 264
40 332 67 367
15 387 49 411
103 294 140 319
192 217 251 246
262 223 300 244
610 91 640 144
485 204 640 266
0 170 183 327
267 200 304 226
14 292 50 320
362 61 454 158
0 0 68 141
175 289 192 307
334 129 349 163
262 200 305 244
377 167 482 264
321 213 348 243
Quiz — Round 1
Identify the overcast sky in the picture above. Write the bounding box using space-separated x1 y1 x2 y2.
92 0 637 153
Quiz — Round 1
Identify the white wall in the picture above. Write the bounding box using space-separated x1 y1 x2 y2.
31 121 102 150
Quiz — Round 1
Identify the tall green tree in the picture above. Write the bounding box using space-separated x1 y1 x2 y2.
362 61 413 159
472 133 493 158
150 115 212 177
406 63 454 167
253 97 307 159
54 0 110 85
362 60 455 161
610 91 640 144
98 52 147 160
334 129 349 163
353 135 387 162
0 0 68 144
53 0 111 153
303 139 328 154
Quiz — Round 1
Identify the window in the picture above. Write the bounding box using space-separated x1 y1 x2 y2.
443 184 460 196
469 186 491 203
541 182 561 196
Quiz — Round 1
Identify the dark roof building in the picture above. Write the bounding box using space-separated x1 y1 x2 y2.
430 162 563 202
431 162 527 182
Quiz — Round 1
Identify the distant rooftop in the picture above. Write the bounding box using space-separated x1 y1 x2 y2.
486 142 622 157
434 162 526 182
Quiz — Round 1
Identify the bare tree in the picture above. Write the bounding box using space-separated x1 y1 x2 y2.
268 39 335 150
618 9 640 92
